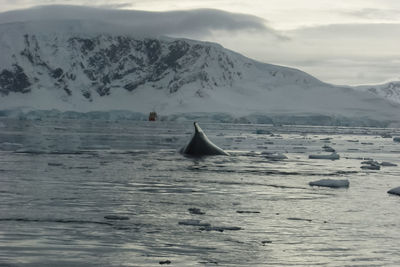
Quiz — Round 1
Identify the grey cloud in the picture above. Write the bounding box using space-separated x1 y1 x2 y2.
0 4 278 37
94 3 134 9
340 8 400 20
212 22 400 85
288 23 400 39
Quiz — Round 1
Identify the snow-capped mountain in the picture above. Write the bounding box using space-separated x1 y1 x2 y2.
355 82 400 105
0 20 399 125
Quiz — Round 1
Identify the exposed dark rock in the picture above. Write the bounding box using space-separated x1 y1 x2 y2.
63 86 72 96
96 86 110 96
82 90 92 100
0 64 31 95
52 68 64 79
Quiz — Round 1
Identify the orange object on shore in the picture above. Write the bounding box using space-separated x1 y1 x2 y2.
149 112 157 121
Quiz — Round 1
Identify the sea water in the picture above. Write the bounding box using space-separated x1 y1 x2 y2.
0 119 400 266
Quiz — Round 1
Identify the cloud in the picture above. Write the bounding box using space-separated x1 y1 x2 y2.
341 8 400 20
200 22 400 85
0 4 280 37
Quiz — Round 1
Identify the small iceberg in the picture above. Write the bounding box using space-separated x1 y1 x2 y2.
261 152 287 160
387 187 400 196
380 161 398 167
322 145 335 152
188 208 205 215
361 165 380 170
199 225 242 232
104 215 130 220
361 160 379 165
381 133 392 138
361 160 381 170
255 129 271 135
309 179 349 188
178 219 210 227
309 152 340 160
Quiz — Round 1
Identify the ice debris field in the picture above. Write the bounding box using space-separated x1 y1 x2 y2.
1 119 400 266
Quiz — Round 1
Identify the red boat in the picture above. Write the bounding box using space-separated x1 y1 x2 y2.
148 112 157 121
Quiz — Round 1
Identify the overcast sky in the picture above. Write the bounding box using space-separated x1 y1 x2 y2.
0 0 399 85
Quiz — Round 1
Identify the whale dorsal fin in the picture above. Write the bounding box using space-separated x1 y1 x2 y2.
194 122 202 133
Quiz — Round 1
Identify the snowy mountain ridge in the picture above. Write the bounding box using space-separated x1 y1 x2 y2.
0 20 399 126
355 81 400 105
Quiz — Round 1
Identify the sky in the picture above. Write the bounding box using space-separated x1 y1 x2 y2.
0 0 399 85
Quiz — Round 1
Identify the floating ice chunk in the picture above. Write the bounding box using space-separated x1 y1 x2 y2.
361 160 379 165
262 152 287 160
199 225 242 232
309 179 349 188
104 215 130 220
320 137 332 141
361 160 381 170
236 210 260 214
361 165 380 170
261 240 272 245
380 161 398 167
287 217 312 222
381 133 392 138
322 145 335 152
388 187 400 196
309 152 339 160
255 129 271 135
394 137 400 143
48 162 63 167
188 208 205 215
178 219 210 227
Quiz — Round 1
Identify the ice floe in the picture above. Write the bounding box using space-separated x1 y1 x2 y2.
361 160 381 170
361 165 380 170
236 210 260 214
199 225 242 232
178 219 210 227
255 129 271 135
309 152 340 160
188 208 205 215
322 145 335 152
287 217 312 222
104 215 130 220
387 187 400 196
381 133 392 138
380 161 398 167
261 152 287 160
309 179 350 188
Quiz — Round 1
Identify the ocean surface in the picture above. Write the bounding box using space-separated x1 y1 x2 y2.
1 119 400 266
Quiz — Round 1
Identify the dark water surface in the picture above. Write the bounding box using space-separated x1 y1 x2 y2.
0 119 400 266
